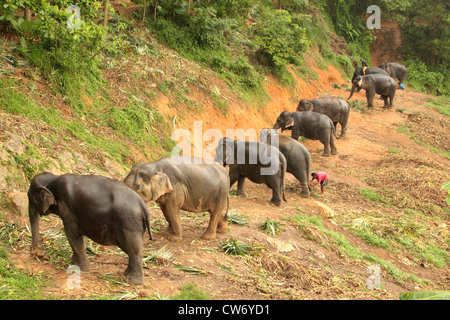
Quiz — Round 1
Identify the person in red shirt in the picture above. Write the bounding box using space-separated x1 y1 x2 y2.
311 171 328 195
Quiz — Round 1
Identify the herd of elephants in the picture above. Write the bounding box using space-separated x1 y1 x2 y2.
26 62 407 284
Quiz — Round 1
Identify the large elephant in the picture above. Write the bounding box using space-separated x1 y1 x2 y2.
260 129 311 198
273 111 338 157
297 97 350 137
214 137 286 206
348 74 396 108
124 157 230 242
378 62 407 84
351 67 389 83
28 172 152 284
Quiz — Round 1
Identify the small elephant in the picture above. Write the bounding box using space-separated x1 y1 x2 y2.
378 62 407 85
28 172 152 284
214 137 287 206
273 111 338 157
124 157 230 242
297 97 350 137
260 129 311 197
348 74 396 108
351 67 389 83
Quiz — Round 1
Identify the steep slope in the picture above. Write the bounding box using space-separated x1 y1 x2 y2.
0 28 449 300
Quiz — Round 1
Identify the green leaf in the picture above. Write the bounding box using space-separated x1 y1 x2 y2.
399 290 450 300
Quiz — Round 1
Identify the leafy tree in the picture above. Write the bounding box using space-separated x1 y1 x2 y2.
253 8 308 70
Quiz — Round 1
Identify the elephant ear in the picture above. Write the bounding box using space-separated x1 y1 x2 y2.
39 187 56 214
150 172 173 201
305 102 313 111
285 115 295 129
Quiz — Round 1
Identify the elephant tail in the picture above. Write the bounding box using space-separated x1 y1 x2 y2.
224 194 230 221
332 121 341 140
141 200 153 241
281 154 287 203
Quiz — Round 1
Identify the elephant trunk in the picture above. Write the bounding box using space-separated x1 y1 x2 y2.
28 202 40 254
347 85 356 101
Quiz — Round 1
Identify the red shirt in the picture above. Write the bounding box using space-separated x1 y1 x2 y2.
315 171 328 182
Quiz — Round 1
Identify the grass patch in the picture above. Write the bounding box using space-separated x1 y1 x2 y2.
170 284 210 300
359 188 387 204
425 97 450 116
0 246 49 299
289 213 429 284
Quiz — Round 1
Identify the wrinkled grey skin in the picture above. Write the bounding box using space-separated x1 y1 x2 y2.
297 97 350 137
348 74 396 108
351 67 389 83
378 62 408 84
214 137 287 206
28 172 151 284
124 157 230 242
260 129 311 198
273 111 338 157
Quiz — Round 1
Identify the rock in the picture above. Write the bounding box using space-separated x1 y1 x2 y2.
266 237 295 253
0 165 9 190
103 157 126 177
312 200 335 218
314 250 326 260
3 134 25 155
8 191 28 216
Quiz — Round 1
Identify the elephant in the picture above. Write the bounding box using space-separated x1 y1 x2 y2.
273 111 338 157
378 62 407 85
348 74 396 108
260 129 311 198
351 67 389 83
124 156 230 242
297 97 350 137
214 137 287 206
28 172 152 284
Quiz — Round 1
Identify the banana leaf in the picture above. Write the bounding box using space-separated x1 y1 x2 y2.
399 290 450 300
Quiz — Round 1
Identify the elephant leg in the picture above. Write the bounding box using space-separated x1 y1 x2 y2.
292 168 310 197
62 215 90 271
160 203 183 242
236 176 247 197
202 201 228 240
330 133 338 155
389 95 394 108
266 177 282 206
119 231 144 284
366 89 375 108
382 96 389 108
321 137 331 157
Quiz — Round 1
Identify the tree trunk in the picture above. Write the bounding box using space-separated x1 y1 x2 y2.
103 0 109 27
25 7 31 21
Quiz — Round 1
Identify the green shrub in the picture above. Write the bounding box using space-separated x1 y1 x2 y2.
253 8 309 72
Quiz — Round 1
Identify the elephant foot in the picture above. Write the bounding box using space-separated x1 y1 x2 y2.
270 199 281 206
301 190 310 198
331 149 338 155
236 192 247 198
201 231 216 241
322 152 331 157
217 221 228 234
72 256 90 271
125 271 144 285
167 233 183 242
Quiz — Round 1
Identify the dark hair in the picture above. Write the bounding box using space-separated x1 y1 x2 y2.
311 172 317 177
